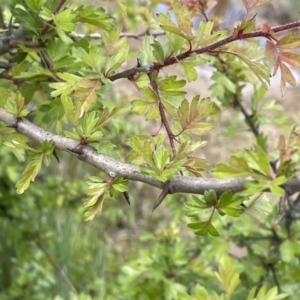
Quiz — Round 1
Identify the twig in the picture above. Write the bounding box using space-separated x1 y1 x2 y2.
36 241 77 294
268 264 281 293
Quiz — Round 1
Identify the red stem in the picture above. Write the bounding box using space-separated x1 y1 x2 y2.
154 20 300 71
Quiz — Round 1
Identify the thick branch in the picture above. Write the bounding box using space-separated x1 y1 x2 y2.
1 110 300 196
0 26 27 55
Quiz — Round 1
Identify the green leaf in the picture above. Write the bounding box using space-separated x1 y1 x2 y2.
131 87 159 120
74 79 102 114
158 75 186 96
215 256 240 296
218 191 244 217
54 8 76 32
178 96 215 135
25 0 46 12
255 285 288 300
50 73 81 97
157 2 194 41
165 31 187 55
16 156 43 194
195 21 229 47
94 140 120 160
0 87 9 106
14 7 43 33
153 145 171 173
76 5 113 31
152 39 165 65
185 196 213 217
188 221 219 237
84 177 108 220
4 137 40 153
109 177 128 197
4 91 30 117
279 240 299 262
246 287 257 300
96 106 130 128
74 46 106 73
231 51 270 87
61 95 81 124
204 190 218 206
103 37 138 76
244 145 272 177
180 56 208 82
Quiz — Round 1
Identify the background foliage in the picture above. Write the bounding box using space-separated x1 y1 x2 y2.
1 0 300 299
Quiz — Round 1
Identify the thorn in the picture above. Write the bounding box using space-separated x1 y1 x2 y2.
123 191 130 205
52 149 60 163
150 181 171 214
8 16 13 34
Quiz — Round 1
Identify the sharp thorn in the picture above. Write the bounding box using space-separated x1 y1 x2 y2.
123 191 130 205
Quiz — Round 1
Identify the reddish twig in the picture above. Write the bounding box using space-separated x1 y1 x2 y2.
148 71 177 156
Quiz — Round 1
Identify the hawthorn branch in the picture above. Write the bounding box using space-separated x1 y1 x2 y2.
72 30 166 40
109 20 300 82
1 109 300 196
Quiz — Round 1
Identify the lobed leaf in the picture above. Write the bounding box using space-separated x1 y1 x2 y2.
178 96 215 136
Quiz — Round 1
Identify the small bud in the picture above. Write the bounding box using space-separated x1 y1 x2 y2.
109 171 116 178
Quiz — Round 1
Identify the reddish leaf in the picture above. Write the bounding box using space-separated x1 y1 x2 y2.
280 62 296 94
265 40 277 59
279 52 300 68
242 0 271 13
273 56 280 76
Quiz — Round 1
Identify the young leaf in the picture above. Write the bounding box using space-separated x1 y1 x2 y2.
242 0 271 13
76 5 113 31
4 91 30 118
16 156 43 194
152 39 165 65
131 87 159 120
277 32 300 49
73 79 102 115
195 21 228 47
84 177 108 220
215 256 240 297
178 96 215 136
156 2 194 41
109 177 128 197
